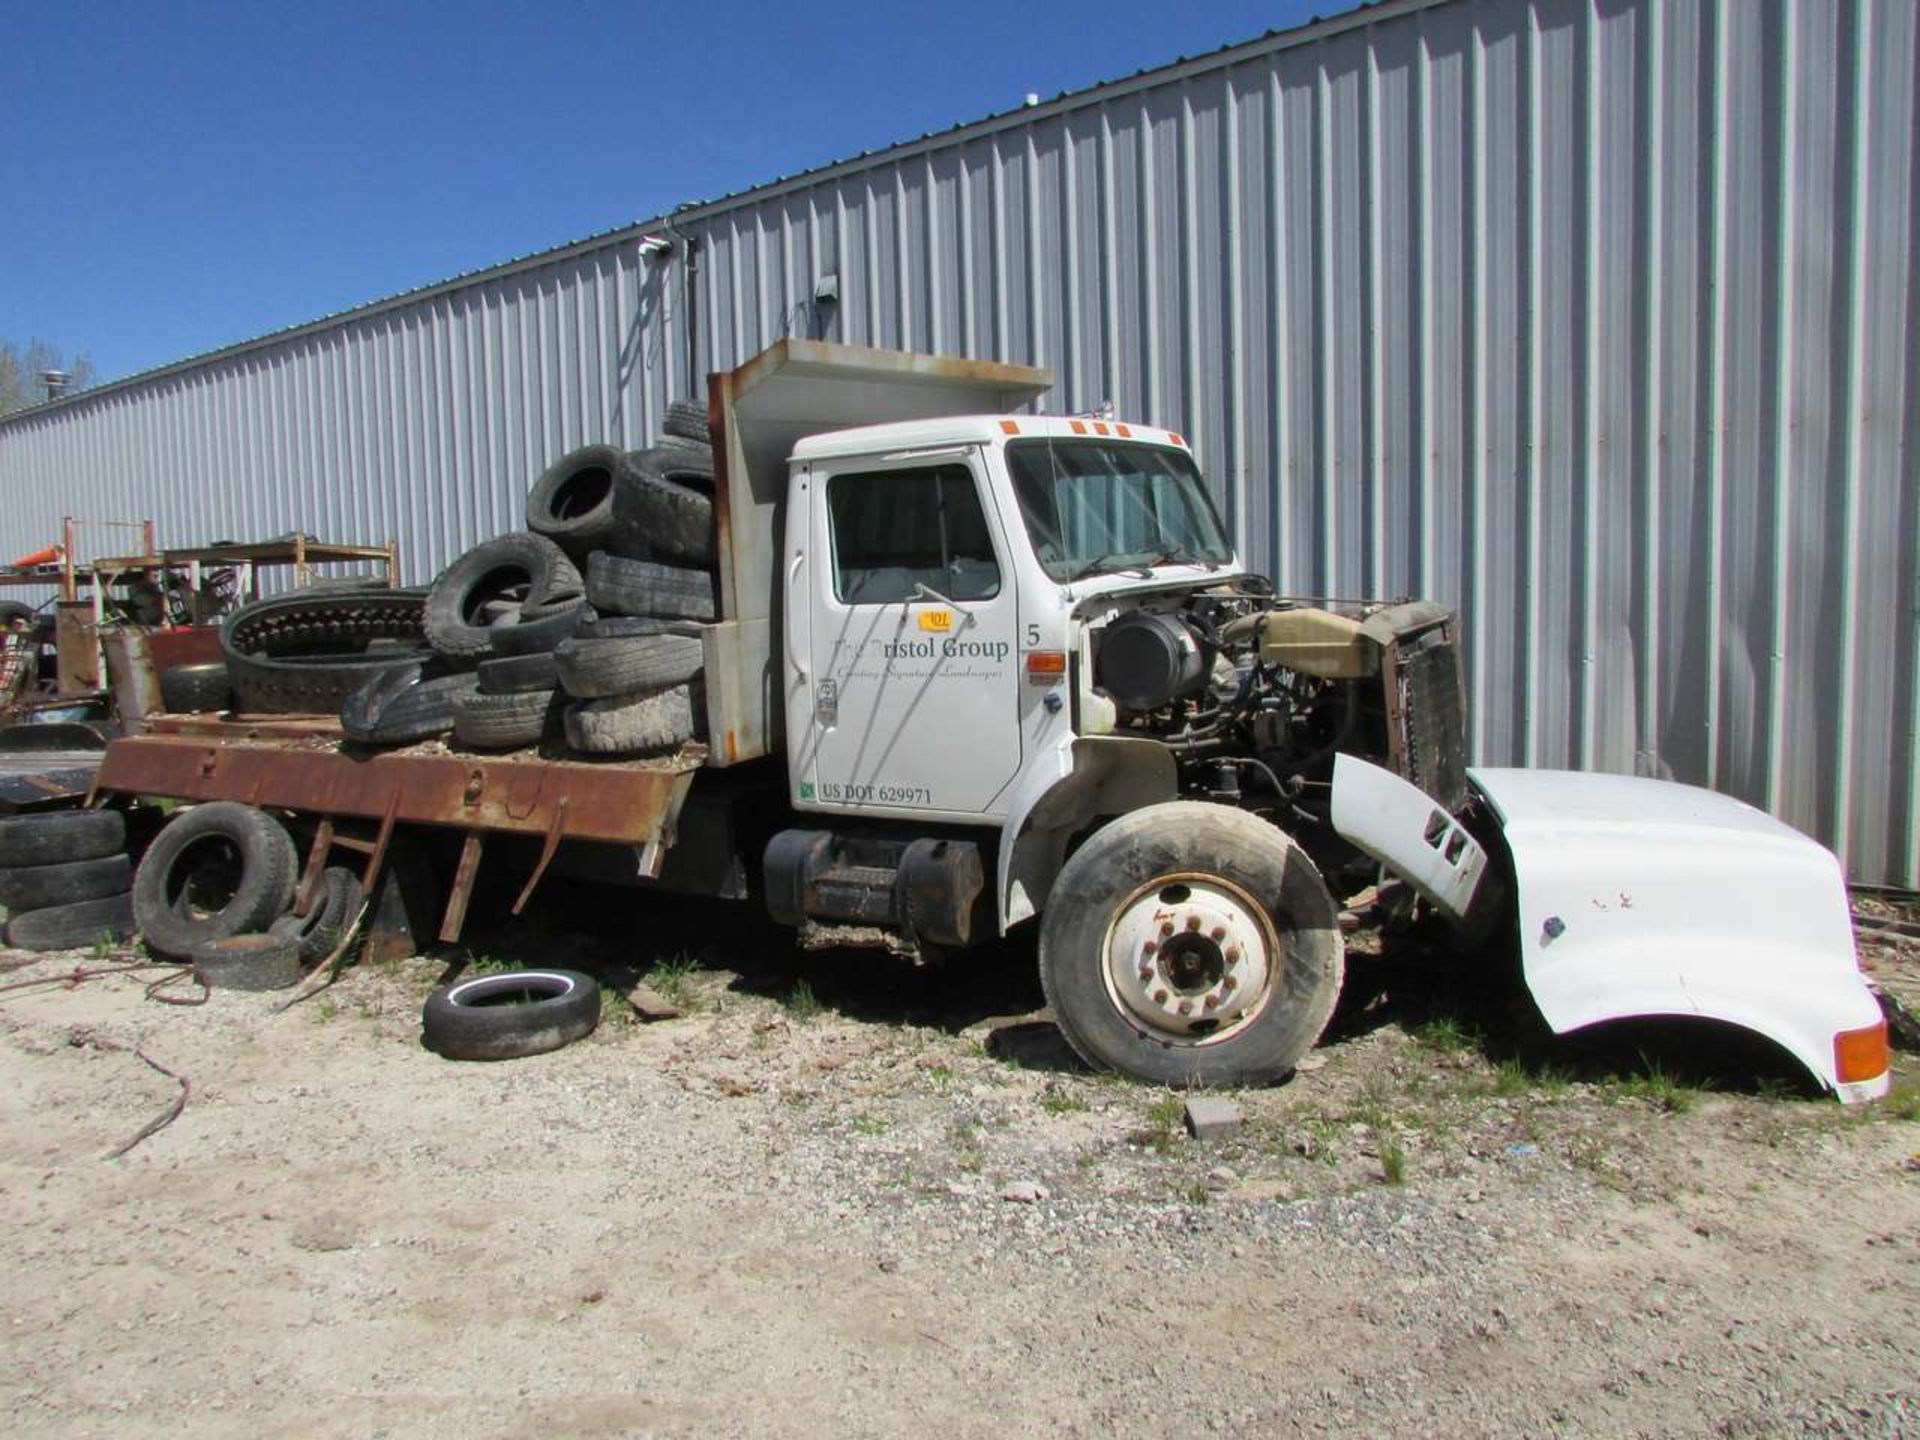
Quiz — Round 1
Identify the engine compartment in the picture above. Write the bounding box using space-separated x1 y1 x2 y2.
1084 582 1468 866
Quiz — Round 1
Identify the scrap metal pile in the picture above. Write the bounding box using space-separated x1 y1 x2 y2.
190 400 719 758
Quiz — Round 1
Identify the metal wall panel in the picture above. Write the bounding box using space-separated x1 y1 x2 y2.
1 0 1914 886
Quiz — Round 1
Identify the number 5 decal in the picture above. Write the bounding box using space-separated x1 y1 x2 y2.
1025 623 1041 647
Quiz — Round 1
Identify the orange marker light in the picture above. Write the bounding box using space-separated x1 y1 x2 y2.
1114 423 1132 438
1168 432 1187 448
1025 650 1067 684
1092 421 1110 436
1069 419 1087 434
1834 1021 1889 1083
999 419 1021 435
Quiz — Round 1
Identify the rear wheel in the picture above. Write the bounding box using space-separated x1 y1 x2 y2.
1038 802 1343 1088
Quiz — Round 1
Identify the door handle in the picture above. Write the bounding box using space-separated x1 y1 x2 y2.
785 551 807 683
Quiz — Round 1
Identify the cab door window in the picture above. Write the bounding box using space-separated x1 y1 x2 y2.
827 464 1001 604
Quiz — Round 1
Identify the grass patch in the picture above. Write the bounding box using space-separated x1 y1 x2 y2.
1040 1086 1088 1115
785 979 822 1021
461 952 518 978
1379 1131 1408 1186
599 983 635 1023
1411 1015 1479 1053
648 952 701 1005
1610 1059 1697 1114
948 1118 985 1173
1883 1081 1920 1123
851 1112 888 1137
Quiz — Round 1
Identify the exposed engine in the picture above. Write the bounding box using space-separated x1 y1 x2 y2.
1089 584 1468 861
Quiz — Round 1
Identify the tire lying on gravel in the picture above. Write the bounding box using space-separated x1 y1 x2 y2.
422 969 601 1061
451 687 565 749
564 683 701 756
584 553 715 622
604 449 715 566
268 865 365 967
486 598 593 658
660 398 711 448
221 588 430 715
424 533 584 661
340 664 481 745
554 630 703 699
131 803 298 961
477 650 562 694
159 661 232 715
5 892 136 952
526 443 625 560
0 810 125 868
193 933 303 992
0 853 131 912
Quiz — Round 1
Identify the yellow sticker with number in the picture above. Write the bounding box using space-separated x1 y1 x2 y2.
917 608 955 633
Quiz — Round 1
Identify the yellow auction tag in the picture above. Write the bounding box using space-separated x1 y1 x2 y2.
917 608 954 633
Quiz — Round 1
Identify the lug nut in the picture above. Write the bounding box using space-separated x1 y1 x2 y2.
1142 939 1158 956
1185 914 1202 932
1152 989 1169 1005
1210 925 1227 941
1223 975 1238 992
1203 994 1220 1011
1138 965 1155 983
1160 921 1175 938
1224 945 1241 964
1177 1000 1193 1016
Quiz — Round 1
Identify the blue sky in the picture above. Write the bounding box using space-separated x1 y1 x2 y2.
1 0 1346 385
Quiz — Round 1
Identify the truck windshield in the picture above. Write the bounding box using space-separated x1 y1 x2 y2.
1005 439 1233 581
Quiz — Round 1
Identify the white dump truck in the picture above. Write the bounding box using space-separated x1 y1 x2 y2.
98 339 1893 1100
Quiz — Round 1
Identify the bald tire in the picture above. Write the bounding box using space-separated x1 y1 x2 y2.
1037 802 1344 1089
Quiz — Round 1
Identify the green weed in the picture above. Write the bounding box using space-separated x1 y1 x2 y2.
1882 1081 1920 1123
1612 1059 1697 1114
648 952 700 1004
785 979 822 1021
1411 1015 1478 1053
851 1112 888 1137
1040 1087 1088 1115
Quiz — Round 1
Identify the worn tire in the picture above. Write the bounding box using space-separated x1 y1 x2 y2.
268 866 365 967
554 632 704 698
0 854 131 912
660 398 711 447
0 810 125 868
131 803 299 961
159 662 232 714
424 533 584 660
477 650 561 695
1037 802 1344 1089
221 589 430 715
193 933 303 991
526 443 624 560
451 688 565 749
486 598 593 657
585 553 715 621
604 450 715 565
422 969 601 1060
5 893 136 952
340 664 480 744
564 683 700 755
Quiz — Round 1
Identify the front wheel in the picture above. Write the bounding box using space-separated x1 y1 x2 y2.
1038 802 1344 1088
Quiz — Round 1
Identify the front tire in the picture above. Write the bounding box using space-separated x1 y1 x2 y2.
1038 802 1344 1088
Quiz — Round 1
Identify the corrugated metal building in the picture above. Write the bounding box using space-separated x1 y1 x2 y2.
1 0 1914 886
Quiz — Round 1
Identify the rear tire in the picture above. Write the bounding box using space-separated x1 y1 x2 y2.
0 810 126 868
1037 802 1344 1088
5 892 136 951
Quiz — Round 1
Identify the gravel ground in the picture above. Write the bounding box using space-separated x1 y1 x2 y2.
0 886 1915 1439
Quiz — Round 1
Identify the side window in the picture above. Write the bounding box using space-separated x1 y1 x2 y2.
827 464 1002 604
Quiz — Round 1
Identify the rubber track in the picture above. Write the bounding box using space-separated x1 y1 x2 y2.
221 591 430 714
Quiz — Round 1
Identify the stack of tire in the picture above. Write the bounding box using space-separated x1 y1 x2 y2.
340 398 716 759
128 800 363 989
0 810 136 951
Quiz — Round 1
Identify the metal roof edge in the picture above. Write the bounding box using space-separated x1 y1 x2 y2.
0 0 1435 434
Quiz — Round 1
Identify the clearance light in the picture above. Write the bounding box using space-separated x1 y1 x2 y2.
1069 419 1087 434
999 419 1021 435
1168 432 1187 448
1092 421 1110 436
1114 423 1132 437
1834 1021 1889 1083
1025 650 1067 684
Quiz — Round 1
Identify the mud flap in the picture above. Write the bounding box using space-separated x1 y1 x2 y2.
1465 767 1890 1104
1328 753 1488 920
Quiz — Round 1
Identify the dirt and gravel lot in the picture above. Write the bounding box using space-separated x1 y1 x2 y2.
1 885 1916 1439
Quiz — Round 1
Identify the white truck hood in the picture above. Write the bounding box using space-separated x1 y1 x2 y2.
1468 767 1890 1103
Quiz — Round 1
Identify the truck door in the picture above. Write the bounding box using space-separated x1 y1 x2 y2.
795 450 1023 818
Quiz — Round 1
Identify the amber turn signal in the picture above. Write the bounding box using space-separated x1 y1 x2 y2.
1833 1021 1889 1083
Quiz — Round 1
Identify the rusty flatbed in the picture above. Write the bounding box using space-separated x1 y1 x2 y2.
93 723 706 943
